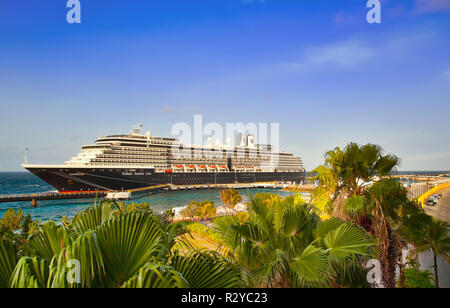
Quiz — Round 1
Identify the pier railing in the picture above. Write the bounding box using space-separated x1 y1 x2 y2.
0 191 107 204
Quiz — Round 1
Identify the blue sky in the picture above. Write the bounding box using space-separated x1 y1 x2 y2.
0 0 449 171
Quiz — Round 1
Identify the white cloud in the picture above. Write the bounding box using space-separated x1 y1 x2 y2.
306 40 376 66
282 39 377 71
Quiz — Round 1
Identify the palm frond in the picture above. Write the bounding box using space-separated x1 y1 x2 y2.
27 220 72 263
71 201 117 235
9 257 48 288
170 250 242 288
96 212 163 287
121 262 187 288
0 239 18 288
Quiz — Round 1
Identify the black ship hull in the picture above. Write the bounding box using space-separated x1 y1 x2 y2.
25 167 305 192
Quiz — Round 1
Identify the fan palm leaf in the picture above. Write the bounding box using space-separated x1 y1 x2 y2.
170 250 242 288
0 239 18 288
121 261 188 288
96 212 163 287
9 257 48 288
27 220 72 263
71 201 117 235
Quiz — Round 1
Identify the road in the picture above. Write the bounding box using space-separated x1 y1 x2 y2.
423 187 450 222
421 187 450 288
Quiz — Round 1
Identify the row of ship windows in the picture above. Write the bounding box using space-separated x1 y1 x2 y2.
96 150 301 161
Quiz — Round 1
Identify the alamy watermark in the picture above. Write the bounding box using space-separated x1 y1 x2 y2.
170 115 281 169
66 259 81 284
66 1 380 25
366 259 382 285
66 0 81 24
366 0 381 24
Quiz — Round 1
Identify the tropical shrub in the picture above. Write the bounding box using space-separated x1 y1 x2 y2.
186 222 224 244
0 201 241 288
180 200 216 221
402 268 435 288
214 193 376 288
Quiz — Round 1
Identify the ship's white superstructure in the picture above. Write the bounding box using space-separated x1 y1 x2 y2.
63 125 304 173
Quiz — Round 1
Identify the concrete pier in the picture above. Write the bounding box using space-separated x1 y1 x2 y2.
0 191 107 204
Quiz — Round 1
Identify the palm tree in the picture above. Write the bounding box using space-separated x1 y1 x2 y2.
219 189 230 211
228 189 242 212
196 200 217 224
310 143 414 288
311 143 400 219
1 202 241 288
180 201 199 220
219 189 242 213
413 218 450 288
214 193 376 288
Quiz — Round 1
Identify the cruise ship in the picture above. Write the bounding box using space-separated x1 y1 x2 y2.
23 125 305 192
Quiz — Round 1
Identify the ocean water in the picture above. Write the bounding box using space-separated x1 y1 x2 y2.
0 172 292 221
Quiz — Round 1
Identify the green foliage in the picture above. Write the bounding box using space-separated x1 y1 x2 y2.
344 195 365 216
214 193 376 288
410 218 450 288
0 209 25 240
402 268 435 288
117 201 152 213
0 210 38 254
219 188 242 211
0 239 18 288
186 223 224 244
71 201 117 235
310 142 400 218
180 201 199 219
1 201 241 288
180 200 217 220
170 250 242 288
196 200 216 220
27 221 72 263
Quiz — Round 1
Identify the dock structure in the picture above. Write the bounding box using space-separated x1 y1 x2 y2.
106 184 170 200
0 191 107 207
0 182 289 204
165 182 288 191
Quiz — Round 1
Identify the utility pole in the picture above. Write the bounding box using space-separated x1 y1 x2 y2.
24 147 29 164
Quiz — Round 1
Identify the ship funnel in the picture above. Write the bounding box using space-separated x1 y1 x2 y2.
132 123 143 135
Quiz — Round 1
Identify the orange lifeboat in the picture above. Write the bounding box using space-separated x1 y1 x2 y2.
220 165 227 169
198 165 206 169
187 165 195 169
174 165 183 168
165 169 173 173
209 165 217 169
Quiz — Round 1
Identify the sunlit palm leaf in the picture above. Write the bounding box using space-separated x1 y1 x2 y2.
96 212 163 287
71 201 117 235
344 195 365 216
171 250 241 288
27 220 72 263
323 223 376 259
49 230 105 288
291 245 330 287
0 239 18 288
121 262 187 288
10 257 48 288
